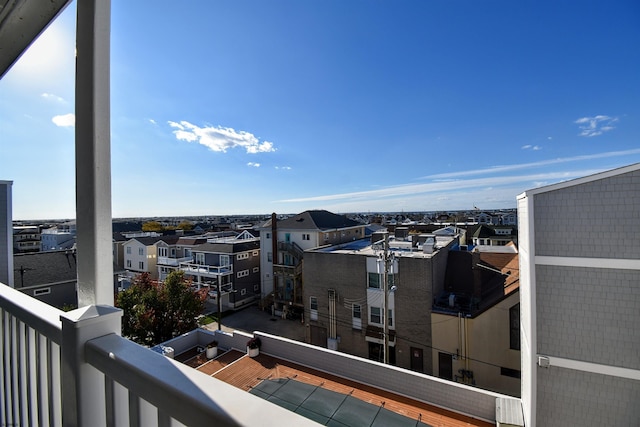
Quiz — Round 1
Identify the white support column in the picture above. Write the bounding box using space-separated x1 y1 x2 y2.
60 305 122 427
75 0 113 307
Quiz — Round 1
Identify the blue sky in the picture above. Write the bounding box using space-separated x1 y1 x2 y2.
1 1 639 220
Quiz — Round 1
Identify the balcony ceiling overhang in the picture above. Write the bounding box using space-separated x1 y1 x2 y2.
0 0 72 79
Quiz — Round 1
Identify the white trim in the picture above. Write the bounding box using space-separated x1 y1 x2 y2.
538 354 640 381
536 256 640 270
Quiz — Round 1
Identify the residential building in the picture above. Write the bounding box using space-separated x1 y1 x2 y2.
0 181 12 287
156 236 207 281
469 224 518 247
180 230 260 310
259 210 366 316
13 225 41 253
432 248 521 397
40 221 77 251
518 163 640 426
122 235 179 280
303 229 455 373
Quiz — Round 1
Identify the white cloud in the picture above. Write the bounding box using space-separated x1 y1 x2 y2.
41 93 66 103
275 166 292 170
52 113 75 127
148 119 157 125
575 115 618 137
168 120 276 154
247 162 260 167
522 144 541 151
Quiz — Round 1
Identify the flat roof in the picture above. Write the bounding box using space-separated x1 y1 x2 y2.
181 348 492 427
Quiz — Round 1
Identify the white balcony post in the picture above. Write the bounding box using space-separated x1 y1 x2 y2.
75 0 113 307
60 305 122 427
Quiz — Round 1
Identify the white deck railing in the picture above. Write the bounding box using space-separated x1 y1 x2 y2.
0 283 318 427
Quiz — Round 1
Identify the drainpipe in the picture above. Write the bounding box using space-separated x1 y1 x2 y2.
271 212 278 303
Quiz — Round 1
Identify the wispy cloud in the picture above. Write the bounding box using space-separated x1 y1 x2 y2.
41 93 66 103
420 148 640 180
279 148 640 207
52 113 75 127
168 120 276 154
148 119 157 125
247 162 260 167
521 145 541 151
278 171 597 204
575 115 618 137
275 166 292 170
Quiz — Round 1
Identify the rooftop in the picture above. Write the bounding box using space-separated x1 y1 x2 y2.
177 343 494 427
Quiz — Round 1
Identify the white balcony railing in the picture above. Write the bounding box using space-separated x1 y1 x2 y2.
179 262 233 277
0 282 318 427
157 256 192 267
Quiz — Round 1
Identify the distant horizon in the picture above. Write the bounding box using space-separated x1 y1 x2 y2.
2 1 639 220
12 207 519 224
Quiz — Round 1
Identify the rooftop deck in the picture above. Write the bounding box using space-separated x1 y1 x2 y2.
180 347 493 427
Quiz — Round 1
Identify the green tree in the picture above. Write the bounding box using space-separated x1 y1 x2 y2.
142 221 164 232
116 271 206 346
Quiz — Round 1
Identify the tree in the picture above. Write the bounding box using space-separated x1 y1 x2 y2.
176 220 194 231
116 271 206 346
142 221 164 232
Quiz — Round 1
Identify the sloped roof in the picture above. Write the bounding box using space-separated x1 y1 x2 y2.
128 236 180 246
276 210 361 231
13 250 77 288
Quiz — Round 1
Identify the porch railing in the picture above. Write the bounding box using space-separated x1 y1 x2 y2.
0 282 318 427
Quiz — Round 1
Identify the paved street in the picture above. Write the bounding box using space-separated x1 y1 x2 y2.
203 304 306 343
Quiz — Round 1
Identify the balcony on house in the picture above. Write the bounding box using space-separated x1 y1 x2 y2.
179 262 233 278
157 255 193 267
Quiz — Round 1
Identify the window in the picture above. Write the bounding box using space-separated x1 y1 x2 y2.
220 254 230 266
158 247 168 257
510 303 520 350
267 252 272 262
370 306 382 324
252 250 259 256
126 260 131 268
367 273 394 289
302 233 310 240
254 284 259 291
368 273 380 289
139 261 144 269
352 304 362 330
34 288 51 296
237 270 249 278
253 267 259 273
126 247 131 254
309 296 318 321
237 253 249 260
195 253 205 265
185 248 191 257
501 367 521 379
266 232 271 239
388 309 393 327
240 289 247 296
170 248 176 257
138 247 144 256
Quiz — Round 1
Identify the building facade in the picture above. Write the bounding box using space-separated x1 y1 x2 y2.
180 231 261 310
259 210 366 316
518 163 640 426
303 230 454 373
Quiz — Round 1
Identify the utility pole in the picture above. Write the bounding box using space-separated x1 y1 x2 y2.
383 232 389 364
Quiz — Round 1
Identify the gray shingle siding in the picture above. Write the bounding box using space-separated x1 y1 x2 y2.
536 264 640 369
533 169 640 259
537 367 640 427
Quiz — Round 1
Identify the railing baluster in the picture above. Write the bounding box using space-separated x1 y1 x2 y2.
25 324 33 427
157 408 171 427
105 376 115 427
9 315 16 426
1 309 8 427
50 341 62 426
35 332 43 427
129 391 140 427
17 321 25 426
